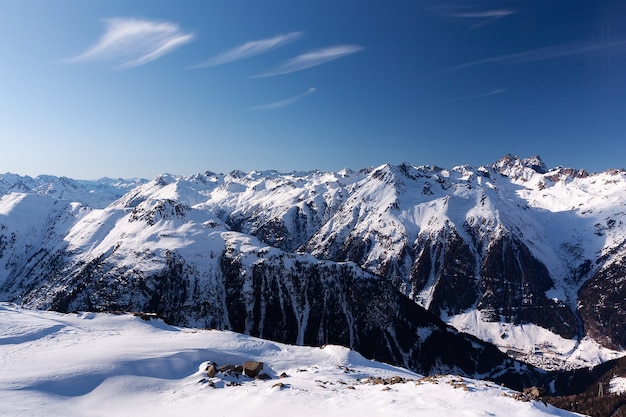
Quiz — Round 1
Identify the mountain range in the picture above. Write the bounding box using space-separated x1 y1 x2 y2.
1 155 625 394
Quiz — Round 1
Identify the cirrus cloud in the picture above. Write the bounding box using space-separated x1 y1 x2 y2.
251 87 316 110
441 88 507 102
251 45 364 78
429 4 517 28
191 32 303 69
446 39 626 71
68 18 194 69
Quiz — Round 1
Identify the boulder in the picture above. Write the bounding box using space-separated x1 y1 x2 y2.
206 363 218 378
243 361 264 378
219 364 236 373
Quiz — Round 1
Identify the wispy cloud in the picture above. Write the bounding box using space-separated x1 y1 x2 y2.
441 88 507 102
251 87 316 110
67 18 194 69
191 32 303 69
449 10 516 19
430 4 517 28
446 39 626 71
251 45 363 78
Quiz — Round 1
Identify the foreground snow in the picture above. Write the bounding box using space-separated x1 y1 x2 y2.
0 304 576 417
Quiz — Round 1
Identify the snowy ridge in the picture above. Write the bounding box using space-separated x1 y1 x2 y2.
0 304 577 417
0 173 146 209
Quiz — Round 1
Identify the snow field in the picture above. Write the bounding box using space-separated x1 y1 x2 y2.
0 303 577 417
448 310 624 370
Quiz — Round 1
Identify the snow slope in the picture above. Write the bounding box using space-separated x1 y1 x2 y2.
0 303 576 417
449 310 623 370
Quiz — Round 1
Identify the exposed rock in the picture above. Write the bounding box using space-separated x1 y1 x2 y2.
447 378 470 391
206 363 218 378
389 376 405 384
363 375 412 386
578 260 626 350
243 361 264 378
219 364 236 374
494 154 548 177
477 235 578 338
523 386 543 399
510 386 544 402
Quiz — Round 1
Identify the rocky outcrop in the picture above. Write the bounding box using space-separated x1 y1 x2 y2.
579 259 626 350
408 229 479 315
477 235 578 338
243 361 264 378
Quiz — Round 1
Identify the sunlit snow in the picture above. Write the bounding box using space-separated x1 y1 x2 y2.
0 303 576 417
448 310 623 370
610 377 626 395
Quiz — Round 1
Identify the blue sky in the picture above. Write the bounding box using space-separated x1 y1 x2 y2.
1 0 625 179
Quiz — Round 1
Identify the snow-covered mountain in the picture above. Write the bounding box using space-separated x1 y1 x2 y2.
0 304 578 417
0 173 146 209
0 155 624 378
0 183 544 389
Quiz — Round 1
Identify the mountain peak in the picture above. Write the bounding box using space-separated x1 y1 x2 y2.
494 154 548 179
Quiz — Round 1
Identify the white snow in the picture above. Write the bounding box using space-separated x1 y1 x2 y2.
609 377 626 395
448 310 624 370
0 303 576 417
0 173 146 209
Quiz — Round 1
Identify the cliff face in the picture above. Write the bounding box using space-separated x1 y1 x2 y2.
579 260 626 350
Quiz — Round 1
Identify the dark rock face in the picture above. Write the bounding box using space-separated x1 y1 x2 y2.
319 223 579 341
408 229 480 316
129 199 191 226
243 361 264 378
478 235 578 339
220 251 552 390
43 250 229 330
228 203 328 253
579 259 626 350
225 256 543 389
